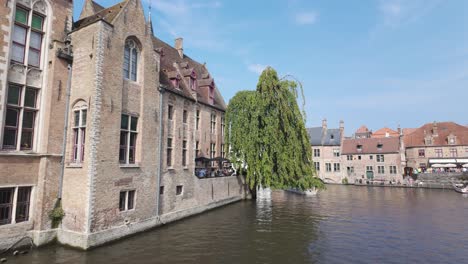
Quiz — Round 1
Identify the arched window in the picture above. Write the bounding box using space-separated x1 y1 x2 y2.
123 39 138 81
71 102 87 163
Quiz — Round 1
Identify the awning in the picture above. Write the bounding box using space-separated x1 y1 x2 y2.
444 164 457 168
463 164 468 168
429 159 456 164
456 159 468 163
431 164 444 168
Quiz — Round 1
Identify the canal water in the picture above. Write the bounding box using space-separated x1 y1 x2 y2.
9 185 468 264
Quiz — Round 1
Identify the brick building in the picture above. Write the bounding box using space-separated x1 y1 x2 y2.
308 119 344 183
342 137 404 184
404 122 468 171
1 0 244 250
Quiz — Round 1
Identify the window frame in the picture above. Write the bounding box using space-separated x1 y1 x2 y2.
3 84 39 151
123 39 139 82
418 149 425 157
119 114 138 164
119 190 136 212
210 113 216 134
167 137 173 167
182 140 187 167
71 104 87 164
377 165 385 174
325 163 332 172
376 154 385 162
333 163 340 172
0 186 33 226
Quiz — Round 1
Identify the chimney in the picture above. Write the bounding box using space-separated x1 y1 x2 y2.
432 121 438 137
175 38 183 58
339 120 344 132
397 124 401 136
322 118 327 130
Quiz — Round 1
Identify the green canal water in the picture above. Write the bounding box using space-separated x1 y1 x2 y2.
7 185 468 264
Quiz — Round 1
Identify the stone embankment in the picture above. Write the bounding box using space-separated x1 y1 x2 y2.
353 172 467 189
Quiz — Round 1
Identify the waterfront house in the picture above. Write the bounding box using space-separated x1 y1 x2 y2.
308 119 345 183
404 121 468 172
342 136 404 184
0 0 245 250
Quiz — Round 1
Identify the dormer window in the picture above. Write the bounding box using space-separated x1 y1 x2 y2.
425 138 432 146
357 144 362 151
330 134 335 140
190 72 197 91
123 39 139 81
209 84 215 105
377 143 383 150
448 135 456 145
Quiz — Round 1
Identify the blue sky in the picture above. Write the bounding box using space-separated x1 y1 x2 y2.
74 0 468 135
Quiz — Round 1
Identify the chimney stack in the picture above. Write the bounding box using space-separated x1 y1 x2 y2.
432 121 438 137
339 120 344 132
175 38 183 58
322 118 327 130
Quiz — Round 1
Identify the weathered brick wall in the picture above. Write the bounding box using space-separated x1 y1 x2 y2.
406 146 468 169
342 153 403 183
312 145 344 183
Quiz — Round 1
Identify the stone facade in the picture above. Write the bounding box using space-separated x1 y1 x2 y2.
0 0 245 250
404 122 468 171
342 137 405 184
308 119 345 183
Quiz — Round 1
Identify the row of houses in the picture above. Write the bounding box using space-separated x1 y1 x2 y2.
0 0 245 250
309 120 468 184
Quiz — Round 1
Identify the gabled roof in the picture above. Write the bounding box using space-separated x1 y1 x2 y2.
74 0 129 30
404 122 468 147
152 37 226 110
92 1 105 12
342 137 400 155
371 127 399 138
307 127 342 146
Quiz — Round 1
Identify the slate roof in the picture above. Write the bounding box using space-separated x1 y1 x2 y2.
342 137 400 155
307 127 342 146
404 122 468 147
152 37 227 111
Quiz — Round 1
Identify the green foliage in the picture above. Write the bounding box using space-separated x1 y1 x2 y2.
342 177 349 185
225 67 324 191
49 199 65 228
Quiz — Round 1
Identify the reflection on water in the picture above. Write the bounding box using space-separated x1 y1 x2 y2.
8 186 468 264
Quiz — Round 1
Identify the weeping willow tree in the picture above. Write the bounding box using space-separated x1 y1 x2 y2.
225 67 324 191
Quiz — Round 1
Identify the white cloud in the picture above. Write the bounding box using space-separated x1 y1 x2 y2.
248 64 267 75
377 0 442 27
294 12 318 25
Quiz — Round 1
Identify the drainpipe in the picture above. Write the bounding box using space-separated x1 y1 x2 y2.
58 64 73 199
156 85 165 217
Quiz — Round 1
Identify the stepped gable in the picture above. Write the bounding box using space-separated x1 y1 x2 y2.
152 37 227 110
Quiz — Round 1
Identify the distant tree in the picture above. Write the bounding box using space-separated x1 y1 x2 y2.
225 67 324 191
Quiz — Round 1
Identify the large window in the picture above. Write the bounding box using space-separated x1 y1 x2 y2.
377 166 385 174
418 149 425 157
449 148 457 157
390 166 397 174
3 84 38 150
376 154 385 162
119 114 138 164
123 39 138 81
210 113 216 134
435 148 443 158
314 162 320 171
167 138 173 167
12 7 45 67
325 163 331 172
119 190 135 212
333 163 340 172
195 110 200 130
182 140 187 167
0 187 32 225
210 143 216 166
221 116 225 138
72 104 87 163
313 149 320 157
333 149 340 157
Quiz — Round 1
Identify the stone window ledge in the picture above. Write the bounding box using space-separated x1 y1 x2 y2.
0 221 32 229
120 163 141 169
66 163 83 168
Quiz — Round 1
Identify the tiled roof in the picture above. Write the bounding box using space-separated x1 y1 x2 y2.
74 0 128 30
371 127 399 138
404 122 468 147
307 127 342 146
356 125 369 133
152 37 226 110
342 137 400 155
